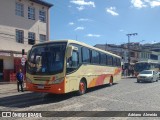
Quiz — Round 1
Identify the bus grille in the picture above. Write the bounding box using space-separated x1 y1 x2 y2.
34 84 51 90
33 76 50 81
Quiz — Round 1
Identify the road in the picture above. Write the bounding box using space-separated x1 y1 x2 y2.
0 78 160 119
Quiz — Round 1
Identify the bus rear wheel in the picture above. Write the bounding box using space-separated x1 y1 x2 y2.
77 80 86 95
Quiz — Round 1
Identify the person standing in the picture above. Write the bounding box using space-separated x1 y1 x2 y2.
16 69 24 92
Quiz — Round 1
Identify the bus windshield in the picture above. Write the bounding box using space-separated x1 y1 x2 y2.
27 43 66 75
134 63 150 72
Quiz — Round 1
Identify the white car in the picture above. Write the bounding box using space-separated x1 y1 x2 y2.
137 70 159 83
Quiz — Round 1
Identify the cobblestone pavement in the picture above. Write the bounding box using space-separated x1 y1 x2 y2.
0 78 160 120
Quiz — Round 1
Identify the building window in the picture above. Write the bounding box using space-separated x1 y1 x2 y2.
16 30 24 43
16 3 24 17
39 34 46 42
39 10 46 22
28 7 35 20
28 32 35 45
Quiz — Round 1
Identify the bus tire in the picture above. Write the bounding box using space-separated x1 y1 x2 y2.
77 80 87 95
109 76 113 86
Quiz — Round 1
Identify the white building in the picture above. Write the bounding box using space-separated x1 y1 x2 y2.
0 0 53 81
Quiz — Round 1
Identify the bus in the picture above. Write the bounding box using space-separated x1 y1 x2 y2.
134 61 160 77
26 40 122 95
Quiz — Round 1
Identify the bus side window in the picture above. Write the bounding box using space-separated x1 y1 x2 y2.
107 56 113 66
82 47 90 63
91 50 99 64
113 57 116 66
67 51 79 73
100 53 106 65
71 51 79 68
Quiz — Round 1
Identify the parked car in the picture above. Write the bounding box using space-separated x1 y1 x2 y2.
137 70 159 83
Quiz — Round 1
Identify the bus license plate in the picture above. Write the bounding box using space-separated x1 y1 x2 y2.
37 85 44 89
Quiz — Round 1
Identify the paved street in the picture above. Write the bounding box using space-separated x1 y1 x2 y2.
0 78 160 119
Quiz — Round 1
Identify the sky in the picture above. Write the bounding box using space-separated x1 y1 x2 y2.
45 0 160 46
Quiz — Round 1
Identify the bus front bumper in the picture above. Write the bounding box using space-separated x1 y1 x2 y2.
26 82 65 94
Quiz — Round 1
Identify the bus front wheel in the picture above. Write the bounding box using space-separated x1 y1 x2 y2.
78 80 86 95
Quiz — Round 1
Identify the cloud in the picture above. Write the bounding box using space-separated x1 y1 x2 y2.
70 0 95 7
131 0 160 8
68 22 75 26
75 27 85 31
151 40 158 44
120 29 124 32
78 18 92 22
149 1 160 8
87 34 101 37
106 7 119 16
119 29 128 34
131 0 147 8
77 6 85 11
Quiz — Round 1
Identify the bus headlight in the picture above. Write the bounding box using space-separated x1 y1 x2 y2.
26 77 32 83
52 78 64 84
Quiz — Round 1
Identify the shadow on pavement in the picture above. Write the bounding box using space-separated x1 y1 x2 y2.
87 83 118 93
0 83 118 108
0 92 76 108
134 81 157 84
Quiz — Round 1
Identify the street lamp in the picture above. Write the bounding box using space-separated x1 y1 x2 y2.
126 33 138 66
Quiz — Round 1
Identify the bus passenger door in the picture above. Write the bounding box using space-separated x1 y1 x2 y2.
67 50 79 91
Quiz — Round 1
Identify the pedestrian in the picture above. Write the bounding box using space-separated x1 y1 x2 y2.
16 69 24 92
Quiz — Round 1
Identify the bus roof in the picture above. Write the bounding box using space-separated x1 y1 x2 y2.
33 39 121 58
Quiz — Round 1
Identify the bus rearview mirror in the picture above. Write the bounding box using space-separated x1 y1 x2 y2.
67 46 73 59
66 46 78 59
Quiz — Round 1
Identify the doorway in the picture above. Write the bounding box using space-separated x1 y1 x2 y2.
0 59 3 81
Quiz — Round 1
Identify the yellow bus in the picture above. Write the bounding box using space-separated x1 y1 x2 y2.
26 40 122 95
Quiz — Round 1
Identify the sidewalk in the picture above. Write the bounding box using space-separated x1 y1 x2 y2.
0 82 27 94
0 81 17 85
0 83 17 94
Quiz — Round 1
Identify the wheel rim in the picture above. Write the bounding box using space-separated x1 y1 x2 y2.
80 82 85 93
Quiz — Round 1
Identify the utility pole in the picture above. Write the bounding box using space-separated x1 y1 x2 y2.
126 33 138 68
